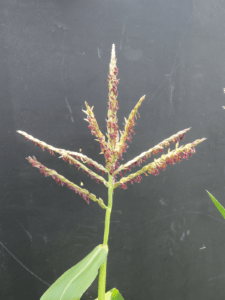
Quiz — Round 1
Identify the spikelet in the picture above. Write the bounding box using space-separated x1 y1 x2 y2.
83 102 113 164
17 130 108 187
116 94 146 160
27 156 107 208
113 127 191 176
113 138 206 189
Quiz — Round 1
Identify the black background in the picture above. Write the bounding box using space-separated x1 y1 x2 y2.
1 0 225 299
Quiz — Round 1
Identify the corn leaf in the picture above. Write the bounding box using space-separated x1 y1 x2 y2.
41 244 108 300
95 288 124 300
206 190 225 220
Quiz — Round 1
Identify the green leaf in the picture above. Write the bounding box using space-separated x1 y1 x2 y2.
95 288 124 300
41 244 108 300
206 190 225 220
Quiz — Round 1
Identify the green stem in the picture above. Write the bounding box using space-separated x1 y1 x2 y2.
98 174 113 300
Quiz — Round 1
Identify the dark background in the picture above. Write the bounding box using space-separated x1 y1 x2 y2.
1 0 225 299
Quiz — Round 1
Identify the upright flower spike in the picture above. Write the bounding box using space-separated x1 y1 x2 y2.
107 44 119 151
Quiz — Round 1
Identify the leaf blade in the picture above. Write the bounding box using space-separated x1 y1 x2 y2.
206 190 225 220
41 244 108 300
95 288 124 300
